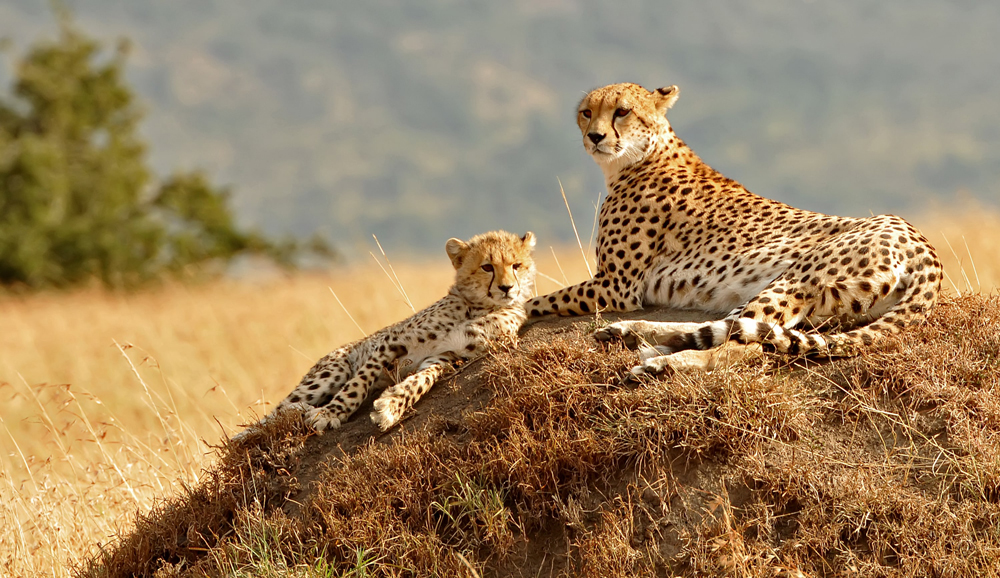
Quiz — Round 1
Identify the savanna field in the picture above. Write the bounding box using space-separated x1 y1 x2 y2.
2 206 999 577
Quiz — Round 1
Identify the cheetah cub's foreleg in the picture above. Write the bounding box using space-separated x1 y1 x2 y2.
369 307 528 430
370 353 457 431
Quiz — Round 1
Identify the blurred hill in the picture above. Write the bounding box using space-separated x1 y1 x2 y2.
2 0 997 255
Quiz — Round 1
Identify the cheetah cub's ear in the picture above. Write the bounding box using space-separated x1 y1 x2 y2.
521 231 537 249
653 85 680 114
446 237 469 269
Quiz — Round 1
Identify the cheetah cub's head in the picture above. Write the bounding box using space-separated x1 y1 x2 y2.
446 231 536 309
577 82 680 174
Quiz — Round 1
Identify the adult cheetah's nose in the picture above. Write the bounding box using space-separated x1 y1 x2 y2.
498 284 513 295
587 132 606 145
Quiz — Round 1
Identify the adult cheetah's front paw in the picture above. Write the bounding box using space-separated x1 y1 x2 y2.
627 355 676 381
304 407 344 431
594 321 641 349
370 394 404 432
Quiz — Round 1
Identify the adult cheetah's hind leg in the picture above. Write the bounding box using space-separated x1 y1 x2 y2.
370 354 456 431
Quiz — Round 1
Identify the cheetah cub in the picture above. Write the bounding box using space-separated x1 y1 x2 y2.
273 230 535 433
528 82 941 376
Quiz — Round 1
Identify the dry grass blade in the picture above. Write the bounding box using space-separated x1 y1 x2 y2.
114 340 174 448
558 176 593 278
535 270 566 289
588 193 602 255
64 387 143 506
15 374 82 486
371 234 416 312
963 235 982 291
940 232 974 294
0 416 39 493
329 287 368 337
455 551 482 578
549 246 570 286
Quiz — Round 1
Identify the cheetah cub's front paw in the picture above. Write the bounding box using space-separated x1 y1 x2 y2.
304 407 343 431
593 321 643 349
370 392 405 432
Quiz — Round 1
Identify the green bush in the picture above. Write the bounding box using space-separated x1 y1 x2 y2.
0 15 331 289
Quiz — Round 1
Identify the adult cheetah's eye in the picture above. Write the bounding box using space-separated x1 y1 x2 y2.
481 264 494 272
614 107 631 119
580 110 592 119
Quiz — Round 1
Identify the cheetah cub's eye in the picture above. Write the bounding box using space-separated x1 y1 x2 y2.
580 110 592 119
614 108 631 119
481 264 494 272
512 263 521 270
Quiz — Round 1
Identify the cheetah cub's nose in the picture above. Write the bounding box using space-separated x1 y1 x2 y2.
587 132 605 145
498 284 513 295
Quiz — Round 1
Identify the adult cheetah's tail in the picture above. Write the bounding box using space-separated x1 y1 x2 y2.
664 267 942 357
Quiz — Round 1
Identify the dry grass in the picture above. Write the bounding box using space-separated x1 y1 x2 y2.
0 206 997 576
0 245 590 577
913 199 1000 295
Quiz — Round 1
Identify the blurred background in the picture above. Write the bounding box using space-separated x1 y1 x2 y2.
3 0 998 256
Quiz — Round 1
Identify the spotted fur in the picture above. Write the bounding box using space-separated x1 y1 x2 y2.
270 230 536 432
527 82 942 376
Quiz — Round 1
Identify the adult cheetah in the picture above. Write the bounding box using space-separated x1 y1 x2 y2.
263 230 536 433
527 82 941 376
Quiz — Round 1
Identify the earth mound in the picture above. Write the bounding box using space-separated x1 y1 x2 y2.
82 295 1000 578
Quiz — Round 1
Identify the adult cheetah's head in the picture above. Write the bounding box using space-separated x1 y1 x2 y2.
577 82 679 173
446 231 537 309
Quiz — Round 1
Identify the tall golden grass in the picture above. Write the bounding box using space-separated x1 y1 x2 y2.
0 205 996 576
912 202 1000 295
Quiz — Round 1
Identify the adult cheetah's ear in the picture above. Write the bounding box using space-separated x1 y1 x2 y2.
521 231 537 251
445 238 469 269
653 85 680 114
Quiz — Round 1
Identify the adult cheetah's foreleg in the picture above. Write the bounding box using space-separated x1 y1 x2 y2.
528 272 642 317
370 354 456 431
629 342 766 377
